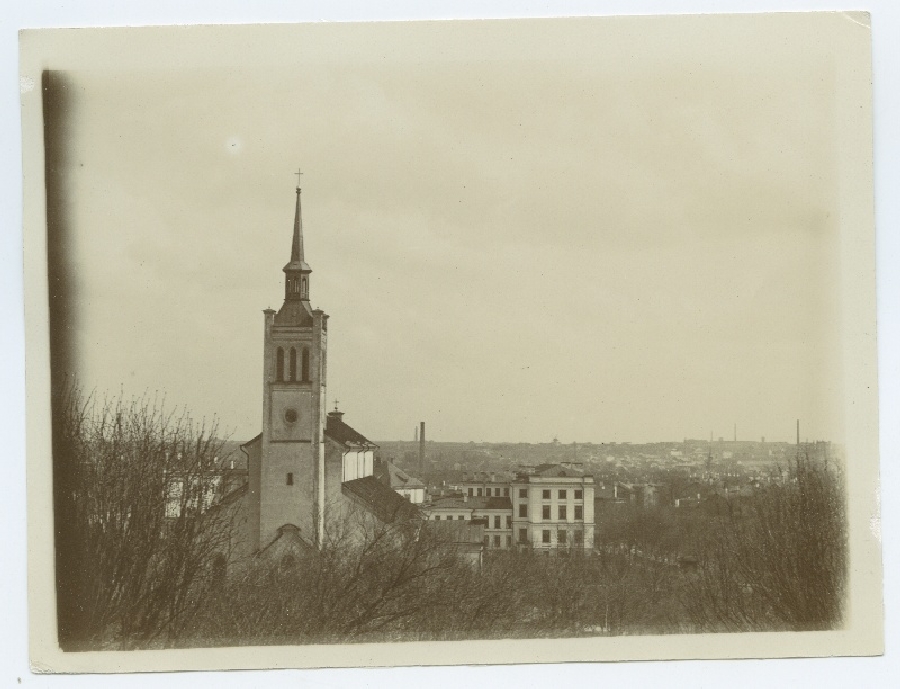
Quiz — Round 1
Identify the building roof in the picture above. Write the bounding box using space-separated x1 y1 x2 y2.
341 476 420 524
427 496 474 511
325 413 378 449
376 460 425 490
477 496 512 511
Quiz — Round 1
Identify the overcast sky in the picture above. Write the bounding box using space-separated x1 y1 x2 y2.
57 15 850 444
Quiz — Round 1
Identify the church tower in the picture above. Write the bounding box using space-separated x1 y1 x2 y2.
253 183 329 549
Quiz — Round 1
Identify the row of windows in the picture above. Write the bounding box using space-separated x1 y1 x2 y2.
514 488 583 500
484 534 511 548
467 486 510 497
516 504 584 520
275 346 310 382
429 514 513 530
463 487 585 499
517 528 584 545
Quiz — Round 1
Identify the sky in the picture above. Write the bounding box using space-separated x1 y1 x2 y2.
55 15 853 444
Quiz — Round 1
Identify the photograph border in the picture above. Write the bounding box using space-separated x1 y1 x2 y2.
19 11 883 675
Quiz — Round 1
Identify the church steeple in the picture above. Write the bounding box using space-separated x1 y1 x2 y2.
274 182 315 327
282 185 312 302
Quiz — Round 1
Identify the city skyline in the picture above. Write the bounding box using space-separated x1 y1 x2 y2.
56 16 845 445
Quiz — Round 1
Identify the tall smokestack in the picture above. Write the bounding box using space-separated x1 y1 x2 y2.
419 421 425 473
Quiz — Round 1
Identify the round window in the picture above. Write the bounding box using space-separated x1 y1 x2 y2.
284 408 298 424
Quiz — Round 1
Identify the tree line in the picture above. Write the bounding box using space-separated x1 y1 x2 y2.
52 387 848 649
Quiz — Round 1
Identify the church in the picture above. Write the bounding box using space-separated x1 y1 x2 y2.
229 182 420 556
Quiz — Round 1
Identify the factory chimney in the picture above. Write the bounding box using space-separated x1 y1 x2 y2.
419 421 426 473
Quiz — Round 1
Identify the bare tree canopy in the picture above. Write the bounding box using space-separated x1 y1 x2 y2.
54 383 236 649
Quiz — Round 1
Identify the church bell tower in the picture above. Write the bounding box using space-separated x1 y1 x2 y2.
255 182 329 549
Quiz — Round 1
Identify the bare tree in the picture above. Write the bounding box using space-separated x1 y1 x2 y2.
54 384 236 649
680 453 847 632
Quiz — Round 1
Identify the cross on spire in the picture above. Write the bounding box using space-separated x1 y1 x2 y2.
294 168 303 189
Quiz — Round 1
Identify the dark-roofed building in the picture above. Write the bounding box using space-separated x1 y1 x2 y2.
341 476 421 524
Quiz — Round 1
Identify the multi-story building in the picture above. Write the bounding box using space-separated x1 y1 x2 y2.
511 463 595 553
423 463 594 553
459 471 514 499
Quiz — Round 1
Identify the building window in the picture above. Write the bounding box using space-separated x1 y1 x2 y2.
575 489 583 500
493 535 500 547
493 515 501 529
542 489 550 499
506 515 512 529
542 505 550 520
503 487 509 497
559 530 567 545
519 488 527 498
558 489 566 499
483 535 489 546
276 347 285 381
301 348 310 381
559 505 567 520
286 472 293 486
477 488 483 496
289 347 297 381
457 515 465 520
574 505 583 520
506 535 511 548
519 528 528 543
486 487 492 496
542 530 551 544
574 530 583 546
468 487 474 497
519 504 527 518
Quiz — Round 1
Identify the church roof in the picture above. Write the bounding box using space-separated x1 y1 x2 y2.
274 298 314 326
341 476 420 524
325 415 378 449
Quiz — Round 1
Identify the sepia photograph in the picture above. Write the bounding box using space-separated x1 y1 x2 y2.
19 9 883 675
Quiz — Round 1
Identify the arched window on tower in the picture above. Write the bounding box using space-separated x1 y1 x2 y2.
289 347 297 381
301 348 310 382
276 347 285 382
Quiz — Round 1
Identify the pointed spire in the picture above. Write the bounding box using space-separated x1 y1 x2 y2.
283 183 311 275
291 186 304 265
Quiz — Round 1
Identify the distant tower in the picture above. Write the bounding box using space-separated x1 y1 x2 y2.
419 422 425 473
250 180 329 550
